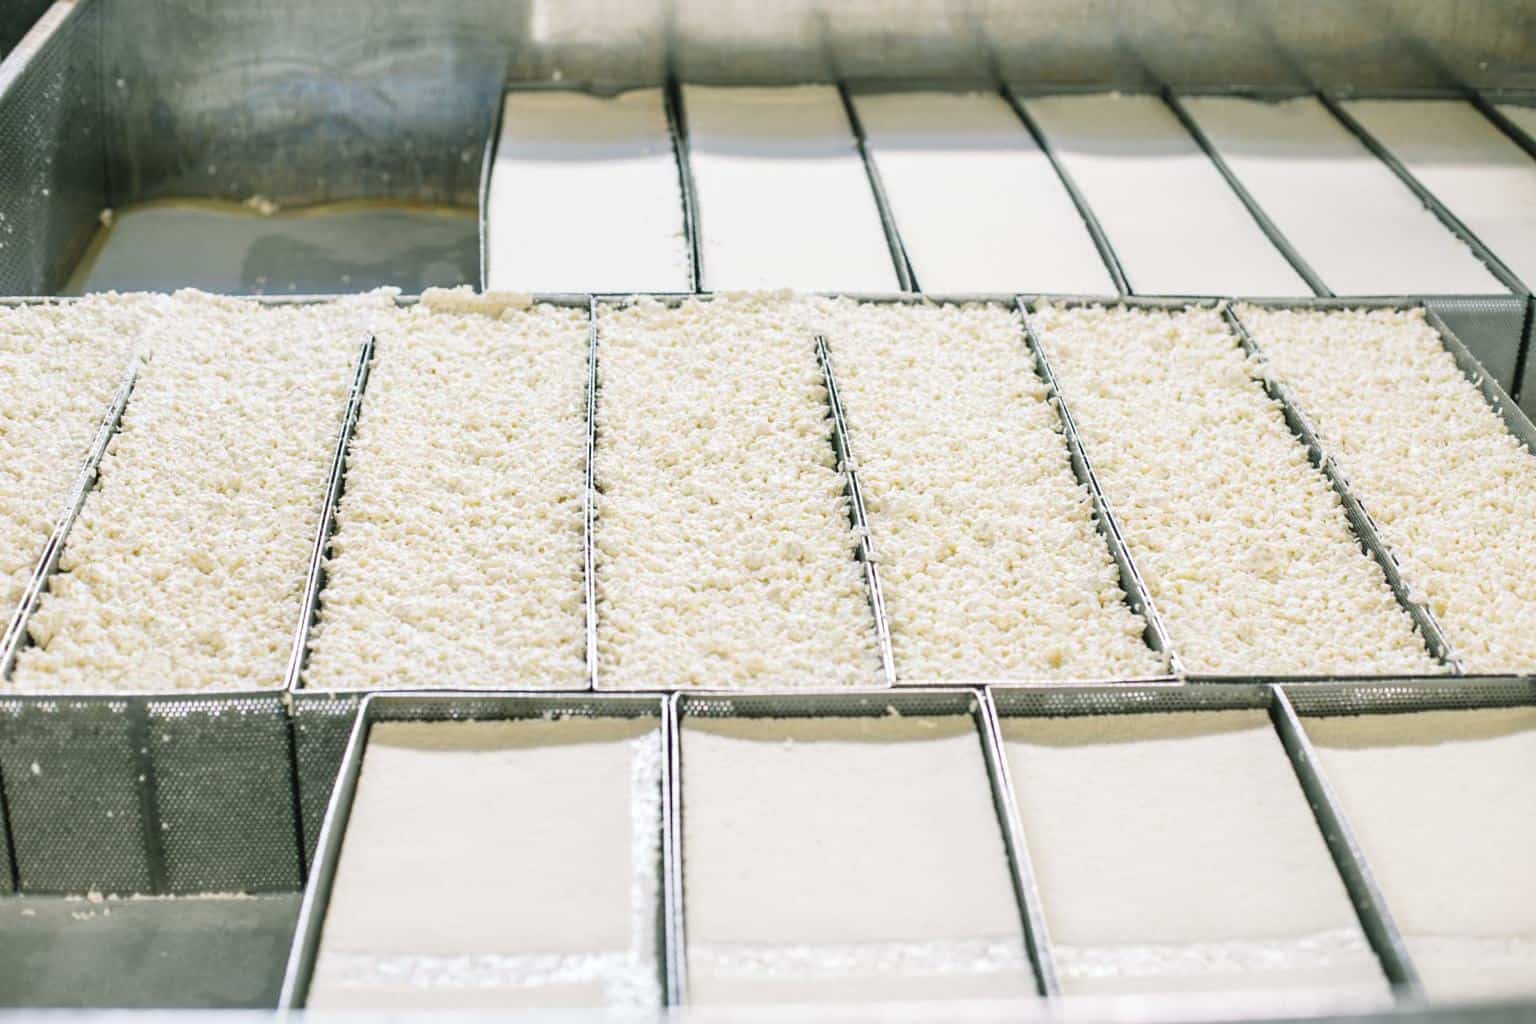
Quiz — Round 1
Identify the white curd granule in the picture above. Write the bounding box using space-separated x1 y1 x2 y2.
11 291 384 691
1239 304 1536 671
594 294 879 689
813 298 1159 680
302 292 587 691
1032 303 1434 675
0 296 152 610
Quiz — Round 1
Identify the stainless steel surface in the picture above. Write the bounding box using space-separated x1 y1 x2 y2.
1003 86 1130 297
584 298 601 689
1222 306 1464 674
0 0 106 296
663 78 704 293
282 338 374 695
671 687 1052 1001
278 691 670 1010
814 334 898 687
1424 304 1536 457
1016 299 1181 676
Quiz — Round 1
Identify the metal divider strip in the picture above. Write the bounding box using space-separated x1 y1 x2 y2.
1001 85 1130 297
475 85 507 294
1268 686 1424 997
664 78 704 293
278 693 373 1010
1469 91 1536 163
837 83 919 293
1161 90 1334 298
662 693 688 1005
585 299 601 690
282 335 376 696
815 334 897 687
1223 307 1464 673
1319 92 1529 298
1014 298 1183 675
125 698 168 894
1 353 139 679
976 689 1060 996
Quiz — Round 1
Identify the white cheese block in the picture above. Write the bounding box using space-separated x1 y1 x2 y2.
1025 93 1309 297
853 91 1116 294
1343 99 1536 287
1183 96 1504 295
308 717 663 1010
485 90 690 293
1002 710 1388 997
683 85 898 292
1305 707 1536 1001
681 715 1035 1005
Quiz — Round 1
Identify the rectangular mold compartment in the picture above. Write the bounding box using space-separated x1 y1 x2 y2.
1020 295 1459 681
588 293 896 691
0 693 305 1008
987 682 1414 1002
670 687 1047 1006
1282 676 1536 1004
0 0 504 296
280 691 671 1012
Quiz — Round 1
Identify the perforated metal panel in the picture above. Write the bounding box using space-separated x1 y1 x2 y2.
1425 295 1530 396
0 0 104 295
989 682 1267 718
0 695 301 895
1284 677 1536 717
291 694 362 872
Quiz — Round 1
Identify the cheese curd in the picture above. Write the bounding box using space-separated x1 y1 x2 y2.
1032 303 1434 675
1238 304 1536 671
12 291 382 691
594 294 879 689
0 296 150 611
813 298 1160 680
303 292 587 690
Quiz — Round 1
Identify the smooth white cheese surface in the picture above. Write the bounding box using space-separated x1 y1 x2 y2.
1238 305 1536 672
594 295 879 690
1025 93 1309 297
309 717 663 1010
1003 710 1387 996
1183 96 1504 295
683 85 898 292
854 91 1115 294
682 715 1035 1005
1305 707 1536 1001
302 293 587 691
485 90 690 293
1032 303 1434 676
815 298 1160 680
1344 99 1536 287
